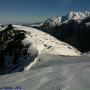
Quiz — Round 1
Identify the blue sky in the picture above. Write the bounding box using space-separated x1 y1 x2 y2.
0 0 90 24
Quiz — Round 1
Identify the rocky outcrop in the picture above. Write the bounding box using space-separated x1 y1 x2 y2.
0 25 38 75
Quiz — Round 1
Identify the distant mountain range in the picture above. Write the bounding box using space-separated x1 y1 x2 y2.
38 11 90 28
31 11 90 28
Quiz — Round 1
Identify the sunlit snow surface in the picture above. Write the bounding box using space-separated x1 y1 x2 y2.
0 55 90 90
13 25 80 56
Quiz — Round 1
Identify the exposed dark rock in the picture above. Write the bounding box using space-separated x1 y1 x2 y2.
0 24 31 75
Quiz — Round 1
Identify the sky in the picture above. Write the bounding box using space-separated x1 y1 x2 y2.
0 0 90 24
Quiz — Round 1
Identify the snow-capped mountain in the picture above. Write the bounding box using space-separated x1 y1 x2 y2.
31 11 90 35
30 11 90 34
43 11 90 25
43 16 61 27
65 11 90 21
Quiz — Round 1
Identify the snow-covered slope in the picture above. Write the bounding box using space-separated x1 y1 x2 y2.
0 25 80 75
12 25 81 71
0 55 90 90
13 25 80 56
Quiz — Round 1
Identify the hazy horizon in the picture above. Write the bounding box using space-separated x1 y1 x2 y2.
0 0 90 24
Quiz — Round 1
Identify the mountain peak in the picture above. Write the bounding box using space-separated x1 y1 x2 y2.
43 16 62 28
67 11 90 20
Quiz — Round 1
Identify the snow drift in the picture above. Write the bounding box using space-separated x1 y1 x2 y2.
0 55 90 90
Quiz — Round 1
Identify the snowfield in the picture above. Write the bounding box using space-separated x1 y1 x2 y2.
0 55 90 90
13 25 80 56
